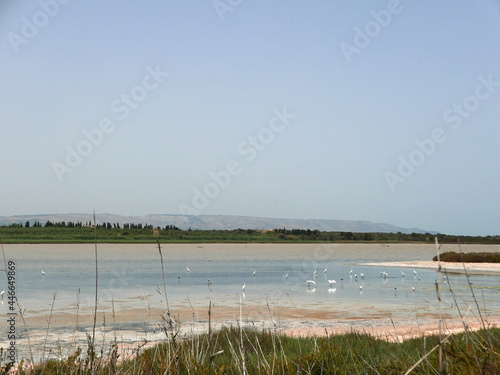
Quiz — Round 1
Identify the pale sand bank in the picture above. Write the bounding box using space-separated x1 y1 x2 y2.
361 260 500 275
6 316 499 374
5 303 499 349
281 318 500 342
2 302 499 368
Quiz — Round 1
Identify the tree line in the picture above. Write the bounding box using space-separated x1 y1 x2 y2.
2 222 499 244
8 220 179 231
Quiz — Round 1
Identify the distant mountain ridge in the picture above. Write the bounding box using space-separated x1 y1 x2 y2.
0 213 433 234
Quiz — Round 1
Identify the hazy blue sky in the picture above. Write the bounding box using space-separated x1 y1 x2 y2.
1 1 499 235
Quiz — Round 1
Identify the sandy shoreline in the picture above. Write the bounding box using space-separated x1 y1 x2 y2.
361 260 500 275
6 315 499 374
4 301 499 355
4 311 499 368
2 299 499 373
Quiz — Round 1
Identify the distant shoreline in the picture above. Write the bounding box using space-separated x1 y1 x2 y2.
1 240 434 245
362 260 500 275
2 239 500 246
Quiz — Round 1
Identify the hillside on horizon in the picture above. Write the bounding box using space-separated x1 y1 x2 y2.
0 213 434 234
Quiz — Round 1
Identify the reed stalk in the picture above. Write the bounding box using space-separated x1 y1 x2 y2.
458 241 497 371
16 298 35 368
403 332 452 375
156 238 171 320
41 292 57 367
435 236 444 374
90 210 99 374
239 293 247 375
208 300 213 375
0 236 7 282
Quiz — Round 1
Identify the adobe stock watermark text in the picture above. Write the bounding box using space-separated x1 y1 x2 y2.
7 0 72 54
385 74 499 192
340 0 412 64
52 65 168 182
179 106 295 215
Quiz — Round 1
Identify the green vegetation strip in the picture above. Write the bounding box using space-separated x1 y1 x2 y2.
433 251 500 263
2 326 499 374
1 224 499 244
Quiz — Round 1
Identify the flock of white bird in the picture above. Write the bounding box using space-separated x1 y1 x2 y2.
14 265 420 303
238 266 422 295
301 267 421 294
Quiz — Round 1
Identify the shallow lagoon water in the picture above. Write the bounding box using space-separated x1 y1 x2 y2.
2 242 500 315
1 243 499 361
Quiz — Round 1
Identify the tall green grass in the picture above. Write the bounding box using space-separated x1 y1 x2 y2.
3 325 498 374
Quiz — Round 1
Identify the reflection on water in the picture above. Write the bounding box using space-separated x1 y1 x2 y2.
1 243 499 360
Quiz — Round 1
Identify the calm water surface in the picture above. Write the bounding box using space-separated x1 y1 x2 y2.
2 243 499 317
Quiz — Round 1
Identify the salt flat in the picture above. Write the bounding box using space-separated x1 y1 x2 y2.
362 260 500 275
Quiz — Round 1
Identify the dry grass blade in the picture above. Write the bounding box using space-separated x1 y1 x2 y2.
403 333 452 375
0 237 8 282
156 238 172 325
239 293 247 375
458 241 497 371
435 237 444 374
88 210 99 374
42 292 57 366
16 298 35 368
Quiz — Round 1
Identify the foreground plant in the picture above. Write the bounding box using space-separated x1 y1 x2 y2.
8 325 495 375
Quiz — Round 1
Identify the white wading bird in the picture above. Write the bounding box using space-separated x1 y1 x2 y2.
306 280 316 289
328 280 337 288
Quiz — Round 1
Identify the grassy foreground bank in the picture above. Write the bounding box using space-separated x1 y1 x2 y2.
2 325 499 374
